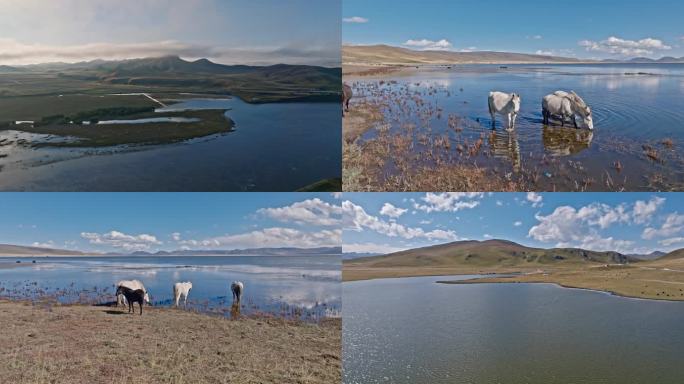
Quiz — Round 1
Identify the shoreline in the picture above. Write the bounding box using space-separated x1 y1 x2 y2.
0 300 341 383
438 279 684 303
343 264 684 301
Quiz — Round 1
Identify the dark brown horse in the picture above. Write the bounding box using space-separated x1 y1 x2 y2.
342 83 352 116
116 286 146 315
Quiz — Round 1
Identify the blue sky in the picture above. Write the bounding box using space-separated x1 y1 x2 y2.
343 193 684 255
343 0 684 59
0 0 340 66
0 193 342 253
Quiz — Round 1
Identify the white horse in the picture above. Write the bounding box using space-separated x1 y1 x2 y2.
231 281 244 304
543 90 593 129
173 281 192 307
488 91 521 130
115 280 150 307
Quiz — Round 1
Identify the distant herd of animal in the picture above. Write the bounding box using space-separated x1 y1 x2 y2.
341 82 594 130
115 279 244 316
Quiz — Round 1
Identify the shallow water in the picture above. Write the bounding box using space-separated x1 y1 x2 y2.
96 117 200 124
0 256 340 320
343 275 684 384
351 64 684 191
0 97 340 191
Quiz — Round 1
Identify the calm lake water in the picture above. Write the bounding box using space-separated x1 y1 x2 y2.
0 256 340 320
343 275 684 383
0 97 340 191
351 63 684 191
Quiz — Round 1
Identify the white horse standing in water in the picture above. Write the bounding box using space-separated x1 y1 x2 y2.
173 281 192 307
542 90 593 129
231 281 244 304
488 91 521 130
115 280 150 307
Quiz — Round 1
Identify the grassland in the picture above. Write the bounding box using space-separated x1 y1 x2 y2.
17 109 234 147
343 240 684 300
0 300 341 384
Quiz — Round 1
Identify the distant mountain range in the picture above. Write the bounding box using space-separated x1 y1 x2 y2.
6 55 340 81
0 243 341 257
342 252 383 260
345 239 682 267
343 44 684 65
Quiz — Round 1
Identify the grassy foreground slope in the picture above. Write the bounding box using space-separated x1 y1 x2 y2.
0 301 340 384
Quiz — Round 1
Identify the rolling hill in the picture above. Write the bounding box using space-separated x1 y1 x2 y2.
343 44 587 65
346 239 634 268
0 244 91 257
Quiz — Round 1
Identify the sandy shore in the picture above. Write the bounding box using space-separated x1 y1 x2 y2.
0 301 340 384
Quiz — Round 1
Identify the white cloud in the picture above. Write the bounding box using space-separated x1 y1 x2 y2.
496 201 503 206
343 200 458 241
529 35 543 40
658 237 684 247
171 232 181 241
536 50 553 56
633 196 665 224
528 203 637 253
579 36 672 57
257 198 341 226
32 241 55 248
331 192 342 199
514 221 523 227
343 242 407 255
483 234 493 239
413 192 483 213
0 38 339 67
179 227 340 249
403 38 453 51
379 202 408 218
343 16 368 23
526 192 543 208
81 230 161 251
642 213 684 240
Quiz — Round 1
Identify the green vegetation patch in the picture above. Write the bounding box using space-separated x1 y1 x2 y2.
20 109 234 147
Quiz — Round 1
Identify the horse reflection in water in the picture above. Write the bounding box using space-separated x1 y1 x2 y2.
489 129 521 173
542 126 594 156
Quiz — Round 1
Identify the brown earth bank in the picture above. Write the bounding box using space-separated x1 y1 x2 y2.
0 301 340 384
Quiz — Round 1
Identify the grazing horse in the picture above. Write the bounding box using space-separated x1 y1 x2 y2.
543 90 593 129
173 282 192 307
231 281 244 304
116 286 145 315
488 91 521 130
342 83 352 116
115 280 150 307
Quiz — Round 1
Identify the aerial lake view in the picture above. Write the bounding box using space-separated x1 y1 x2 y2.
0 255 341 320
344 275 684 384
344 63 684 191
0 56 341 192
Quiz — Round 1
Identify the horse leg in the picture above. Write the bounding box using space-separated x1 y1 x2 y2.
139 301 143 316
572 115 578 128
491 113 496 129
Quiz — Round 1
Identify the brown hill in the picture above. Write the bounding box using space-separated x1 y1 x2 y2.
346 239 633 268
343 44 587 65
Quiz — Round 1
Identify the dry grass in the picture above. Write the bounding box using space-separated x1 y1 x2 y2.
342 99 520 191
0 301 340 384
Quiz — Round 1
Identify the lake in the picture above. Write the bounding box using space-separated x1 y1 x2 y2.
343 275 684 383
0 255 340 321
350 63 684 191
0 97 340 191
